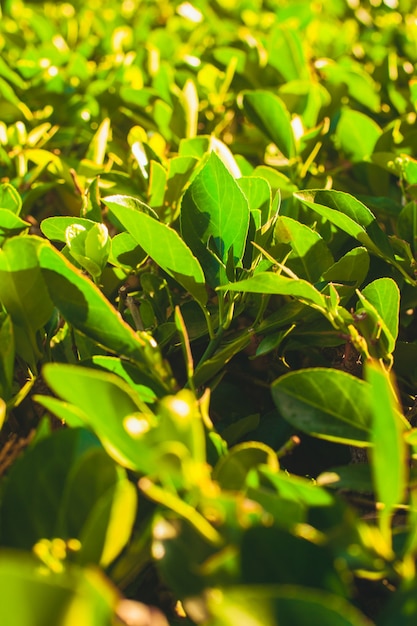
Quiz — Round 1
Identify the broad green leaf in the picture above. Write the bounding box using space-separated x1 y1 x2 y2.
109 232 147 271
33 395 88 428
38 241 172 386
357 278 400 356
0 552 117 626
271 368 372 445
335 109 381 162
80 356 159 403
237 176 272 227
322 247 370 298
267 25 309 81
275 216 334 282
104 197 207 305
320 60 380 112
0 184 22 214
102 194 159 221
0 237 54 367
250 466 335 509
0 209 29 245
241 90 296 159
365 362 408 543
295 189 395 261
253 166 298 198
204 585 371 626
42 364 153 472
164 156 199 211
40 216 96 243
218 272 327 311
181 152 250 285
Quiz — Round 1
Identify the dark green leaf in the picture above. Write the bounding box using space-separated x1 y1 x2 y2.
271 368 372 445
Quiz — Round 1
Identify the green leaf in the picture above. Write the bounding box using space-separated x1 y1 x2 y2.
42 363 154 472
357 278 400 357
322 247 370 301
38 241 171 386
40 216 96 243
104 196 207 305
1 426 137 567
237 176 272 227
335 109 381 162
275 216 334 282
0 552 117 626
218 272 327 311
0 209 30 244
271 368 372 446
0 427 94 546
204 585 371 626
0 237 54 367
0 184 22 214
365 362 408 543
241 526 347 595
109 232 147 271
65 222 110 281
80 356 160 403
295 189 395 261
62 448 137 567
241 90 296 159
213 442 279 491
181 152 250 286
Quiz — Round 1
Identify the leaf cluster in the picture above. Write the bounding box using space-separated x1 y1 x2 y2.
2 1 417 624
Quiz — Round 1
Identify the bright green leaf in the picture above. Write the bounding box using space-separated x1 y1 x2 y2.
241 90 296 159
104 197 207 305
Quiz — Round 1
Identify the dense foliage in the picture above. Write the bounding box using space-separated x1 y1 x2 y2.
2 0 417 623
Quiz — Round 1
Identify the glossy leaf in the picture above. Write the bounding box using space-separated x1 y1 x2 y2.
271 368 372 445
219 272 327 310
295 189 395 261
0 209 29 245
42 363 154 472
335 109 381 162
181 152 250 285
40 216 96 243
275 216 334 282
0 183 22 214
365 361 408 543
0 237 54 367
241 90 296 159
38 241 171 385
356 278 400 357
104 197 207 305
